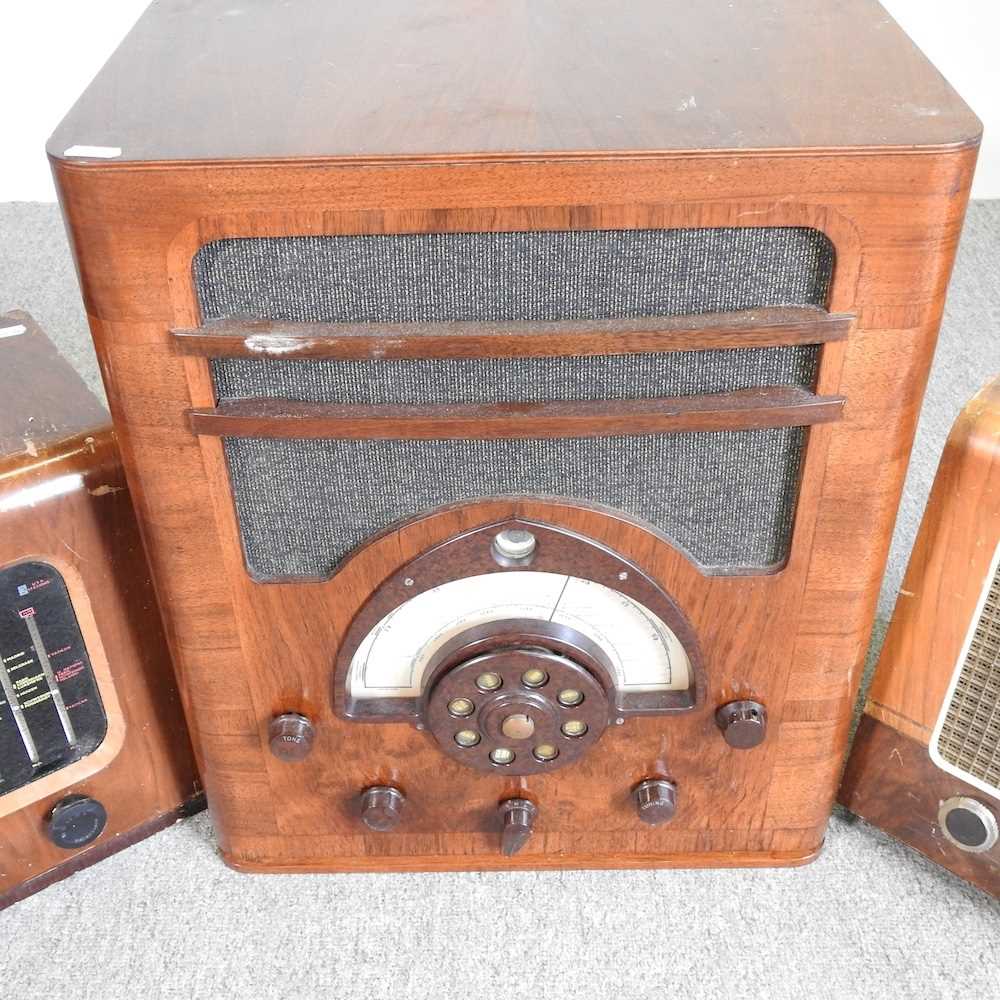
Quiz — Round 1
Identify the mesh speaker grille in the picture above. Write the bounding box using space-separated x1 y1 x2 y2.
223 429 806 580
935 554 1000 794
211 347 819 406
195 226 833 580
194 228 834 324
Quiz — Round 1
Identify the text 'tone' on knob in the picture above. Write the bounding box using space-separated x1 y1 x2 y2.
268 713 315 761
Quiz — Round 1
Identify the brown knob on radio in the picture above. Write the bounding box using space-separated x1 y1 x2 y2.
360 786 407 832
268 713 315 761
633 779 678 826
498 798 538 856
716 700 768 749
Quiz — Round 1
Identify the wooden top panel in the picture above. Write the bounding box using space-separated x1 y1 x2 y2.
48 0 980 165
0 311 109 459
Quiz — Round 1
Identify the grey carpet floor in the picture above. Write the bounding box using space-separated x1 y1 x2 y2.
0 201 998 999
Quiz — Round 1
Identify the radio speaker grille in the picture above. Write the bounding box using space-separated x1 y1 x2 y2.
194 227 834 324
223 429 806 581
211 346 818 406
195 226 833 580
935 555 1000 794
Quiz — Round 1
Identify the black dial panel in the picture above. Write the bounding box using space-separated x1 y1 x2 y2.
0 561 107 797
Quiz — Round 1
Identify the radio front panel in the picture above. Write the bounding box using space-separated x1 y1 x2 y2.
49 0 980 871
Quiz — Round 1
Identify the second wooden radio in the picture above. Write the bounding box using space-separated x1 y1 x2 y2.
0 312 202 906
49 0 979 871
840 379 1000 897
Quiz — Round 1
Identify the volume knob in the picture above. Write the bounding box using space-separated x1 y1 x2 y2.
633 779 678 826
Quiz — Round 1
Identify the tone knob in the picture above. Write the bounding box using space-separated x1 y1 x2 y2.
716 700 768 749
45 795 107 850
633 778 677 826
268 712 315 761
498 797 538 856
360 785 406 831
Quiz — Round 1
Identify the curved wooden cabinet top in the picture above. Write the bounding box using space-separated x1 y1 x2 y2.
48 0 980 166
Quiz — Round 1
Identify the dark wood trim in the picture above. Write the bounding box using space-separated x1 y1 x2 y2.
188 386 844 440
0 794 206 911
172 307 852 361
839 716 998 898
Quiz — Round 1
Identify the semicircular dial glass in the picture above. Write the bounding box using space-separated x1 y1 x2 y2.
348 571 691 702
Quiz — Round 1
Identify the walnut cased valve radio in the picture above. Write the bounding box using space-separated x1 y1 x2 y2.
0 312 202 907
840 378 1000 897
49 0 980 871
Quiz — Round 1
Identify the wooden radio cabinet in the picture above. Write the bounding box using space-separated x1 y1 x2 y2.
0 312 202 906
48 0 980 872
840 379 1000 897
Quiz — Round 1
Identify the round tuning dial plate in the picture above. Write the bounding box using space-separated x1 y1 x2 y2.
425 641 609 776
45 795 107 850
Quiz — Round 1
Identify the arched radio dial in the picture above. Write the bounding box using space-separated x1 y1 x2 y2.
334 516 706 776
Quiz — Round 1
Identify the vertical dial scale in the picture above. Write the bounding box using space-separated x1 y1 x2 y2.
0 561 107 796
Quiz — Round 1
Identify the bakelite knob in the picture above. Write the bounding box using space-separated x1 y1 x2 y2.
268 712 315 761
716 700 768 749
498 797 538 856
360 785 406 832
45 795 107 850
633 779 678 826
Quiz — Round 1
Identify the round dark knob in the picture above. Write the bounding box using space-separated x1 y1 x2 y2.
633 778 677 826
45 795 107 850
360 785 406 831
268 713 315 761
498 797 537 857
938 796 998 853
716 700 767 749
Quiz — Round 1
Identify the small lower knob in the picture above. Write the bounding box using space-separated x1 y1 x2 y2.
716 700 767 749
634 779 677 826
268 713 315 761
938 796 998 853
45 795 107 849
498 797 537 857
361 785 406 831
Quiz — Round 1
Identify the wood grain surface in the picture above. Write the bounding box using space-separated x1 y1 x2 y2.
840 716 999 897
187 387 845 441
48 3 979 871
171 308 853 361
839 377 1000 896
48 0 980 163
0 311 202 905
